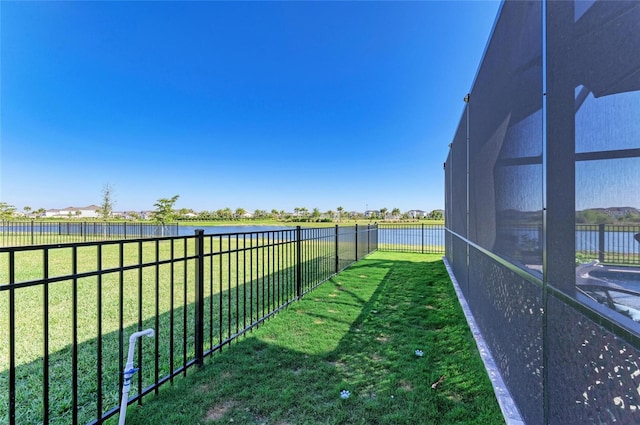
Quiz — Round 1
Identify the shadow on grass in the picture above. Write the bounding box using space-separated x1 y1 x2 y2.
117 253 504 425
1 251 342 425
0 245 360 425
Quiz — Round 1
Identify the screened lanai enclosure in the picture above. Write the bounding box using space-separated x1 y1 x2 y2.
444 0 640 424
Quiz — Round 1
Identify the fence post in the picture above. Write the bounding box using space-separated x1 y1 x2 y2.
194 229 205 367
421 223 425 254
367 224 370 253
355 224 358 262
335 225 339 274
598 223 605 263
296 226 302 298
31 220 35 245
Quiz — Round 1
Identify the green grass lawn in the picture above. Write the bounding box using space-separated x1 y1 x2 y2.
116 252 503 425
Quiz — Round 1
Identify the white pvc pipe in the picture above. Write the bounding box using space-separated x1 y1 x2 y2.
118 329 155 425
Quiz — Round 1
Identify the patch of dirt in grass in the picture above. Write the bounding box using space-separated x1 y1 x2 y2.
425 305 436 310
371 354 384 362
327 309 337 313
399 380 414 391
328 360 346 370
376 335 390 343
447 393 463 402
314 319 324 324
205 400 236 421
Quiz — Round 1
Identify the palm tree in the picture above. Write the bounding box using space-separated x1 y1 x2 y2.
392 208 401 219
337 206 344 223
380 208 388 220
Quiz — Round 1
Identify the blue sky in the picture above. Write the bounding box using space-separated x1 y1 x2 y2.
1 0 500 213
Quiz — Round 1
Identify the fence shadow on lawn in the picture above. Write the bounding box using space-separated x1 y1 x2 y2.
1 251 338 425
116 253 504 425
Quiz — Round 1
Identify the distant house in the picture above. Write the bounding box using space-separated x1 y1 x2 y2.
407 210 428 219
45 205 101 218
364 210 380 218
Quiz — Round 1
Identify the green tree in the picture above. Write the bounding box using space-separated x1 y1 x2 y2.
380 207 388 220
0 202 16 220
392 208 401 218
151 195 180 225
23 206 32 217
337 206 344 222
428 209 444 220
98 183 115 220
312 208 321 221
177 208 190 219
235 208 246 219
220 208 233 220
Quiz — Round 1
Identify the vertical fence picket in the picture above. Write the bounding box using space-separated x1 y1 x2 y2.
72 246 79 425
195 230 205 367
296 226 302 298
43 248 50 424
9 251 16 424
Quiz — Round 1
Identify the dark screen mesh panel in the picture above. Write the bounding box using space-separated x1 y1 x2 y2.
468 246 544 425
445 1 640 423
467 0 543 269
450 109 468 238
444 153 452 256
547 295 640 424
451 234 469 296
572 1 640 151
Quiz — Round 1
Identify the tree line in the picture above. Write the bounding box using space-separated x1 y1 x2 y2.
0 184 444 223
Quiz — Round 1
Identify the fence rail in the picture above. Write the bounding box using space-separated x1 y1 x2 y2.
0 225 377 425
0 220 179 247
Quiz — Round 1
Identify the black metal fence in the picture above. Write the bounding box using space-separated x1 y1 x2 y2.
377 223 445 254
576 224 640 265
0 221 180 247
0 224 377 425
